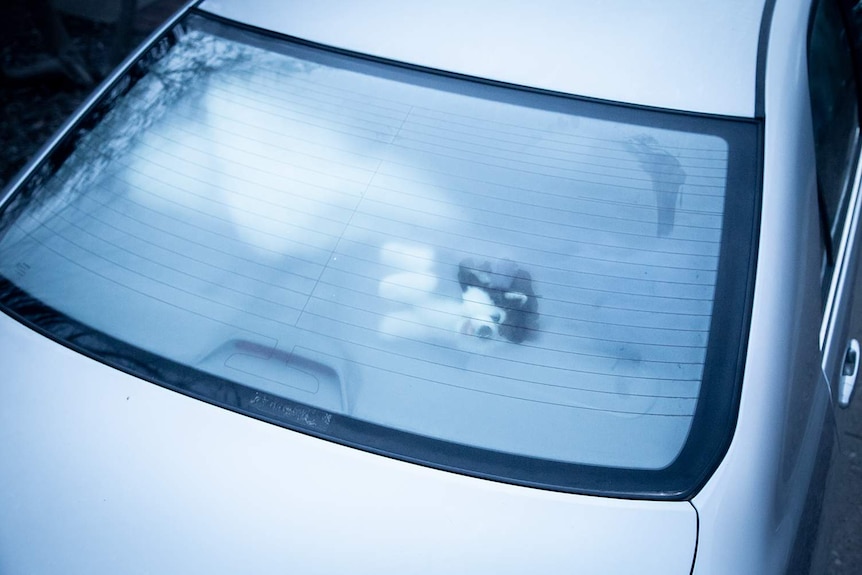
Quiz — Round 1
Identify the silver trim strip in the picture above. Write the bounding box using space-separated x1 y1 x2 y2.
820 143 862 362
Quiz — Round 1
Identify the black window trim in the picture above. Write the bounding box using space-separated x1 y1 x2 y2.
808 0 862 273
808 0 862 348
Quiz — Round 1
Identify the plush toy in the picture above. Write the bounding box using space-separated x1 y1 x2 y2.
377 244 538 343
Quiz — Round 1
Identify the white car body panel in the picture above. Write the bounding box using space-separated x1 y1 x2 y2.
692 1 841 573
0 313 697 574
4 0 857 573
198 0 766 118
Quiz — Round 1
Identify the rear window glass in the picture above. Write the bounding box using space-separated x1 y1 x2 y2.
0 14 759 497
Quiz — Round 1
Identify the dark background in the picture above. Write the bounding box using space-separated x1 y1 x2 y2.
0 2 860 573
0 0 185 189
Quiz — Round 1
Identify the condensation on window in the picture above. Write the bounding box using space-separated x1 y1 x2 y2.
0 26 728 469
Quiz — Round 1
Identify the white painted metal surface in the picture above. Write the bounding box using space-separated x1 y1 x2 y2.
0 313 697 574
3 1 855 573
691 1 839 573
198 0 766 117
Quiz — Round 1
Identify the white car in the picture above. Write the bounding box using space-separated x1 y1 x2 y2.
1 0 860 573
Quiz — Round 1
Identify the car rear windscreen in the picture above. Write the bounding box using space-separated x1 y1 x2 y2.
0 13 759 497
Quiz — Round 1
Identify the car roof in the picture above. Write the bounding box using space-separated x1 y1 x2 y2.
198 0 768 118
